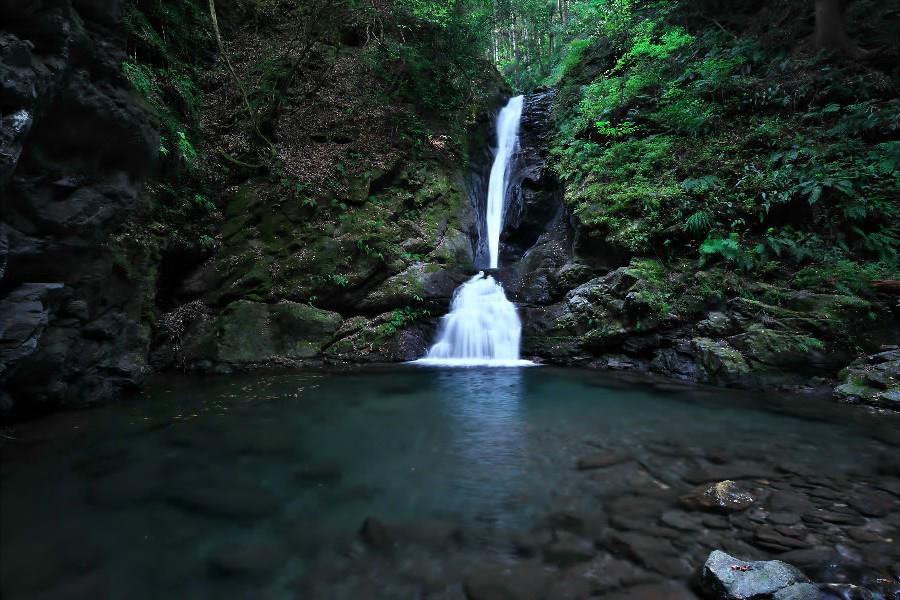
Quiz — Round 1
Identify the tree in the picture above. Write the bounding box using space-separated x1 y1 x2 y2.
814 0 862 58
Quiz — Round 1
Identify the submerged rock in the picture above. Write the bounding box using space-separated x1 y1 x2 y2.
463 563 555 600
701 550 809 600
846 490 897 517
208 535 287 577
542 534 596 567
359 517 392 551
555 553 653 597
576 451 631 470
295 461 344 484
602 582 699 600
165 482 276 518
681 480 756 513
683 463 773 485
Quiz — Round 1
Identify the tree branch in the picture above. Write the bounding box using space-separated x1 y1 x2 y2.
207 0 273 149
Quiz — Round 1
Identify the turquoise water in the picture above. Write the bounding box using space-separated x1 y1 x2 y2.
1 366 897 599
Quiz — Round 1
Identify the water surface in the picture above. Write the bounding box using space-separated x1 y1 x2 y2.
1 367 898 599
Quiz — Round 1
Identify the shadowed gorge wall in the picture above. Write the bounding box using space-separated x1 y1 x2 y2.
1 0 159 418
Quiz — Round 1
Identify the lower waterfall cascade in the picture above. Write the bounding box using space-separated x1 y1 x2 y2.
415 96 533 367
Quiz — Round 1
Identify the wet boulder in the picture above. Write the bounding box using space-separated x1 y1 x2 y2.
681 480 756 513
701 550 809 600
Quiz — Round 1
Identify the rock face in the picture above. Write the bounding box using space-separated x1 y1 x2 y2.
701 550 810 600
0 0 159 418
502 89 572 308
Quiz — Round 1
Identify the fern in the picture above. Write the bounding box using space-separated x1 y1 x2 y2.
684 210 714 234
700 233 742 263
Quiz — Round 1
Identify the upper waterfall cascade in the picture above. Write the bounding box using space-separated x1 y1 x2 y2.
416 96 532 367
486 95 523 268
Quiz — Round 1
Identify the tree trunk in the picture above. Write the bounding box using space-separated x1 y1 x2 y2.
815 0 861 58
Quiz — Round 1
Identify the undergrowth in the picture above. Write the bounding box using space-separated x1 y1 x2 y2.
550 0 899 296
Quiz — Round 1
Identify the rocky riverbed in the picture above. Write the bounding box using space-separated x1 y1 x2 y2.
1 367 898 598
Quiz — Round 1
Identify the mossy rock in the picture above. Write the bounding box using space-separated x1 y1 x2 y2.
323 311 429 363
225 254 275 302
729 327 826 369
346 173 371 205
202 300 342 365
835 349 900 409
582 323 629 351
689 337 752 386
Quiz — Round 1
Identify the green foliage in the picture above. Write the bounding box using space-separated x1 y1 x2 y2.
700 233 743 266
371 1 494 115
122 0 218 253
796 258 888 295
122 1 212 168
547 0 899 290
546 39 593 86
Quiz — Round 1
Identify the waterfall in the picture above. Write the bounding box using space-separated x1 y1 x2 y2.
415 96 532 367
486 95 523 268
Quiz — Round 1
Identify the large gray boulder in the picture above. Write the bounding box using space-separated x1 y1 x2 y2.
701 550 809 599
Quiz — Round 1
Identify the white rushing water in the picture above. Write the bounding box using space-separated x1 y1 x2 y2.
416 96 532 367
486 95 524 269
